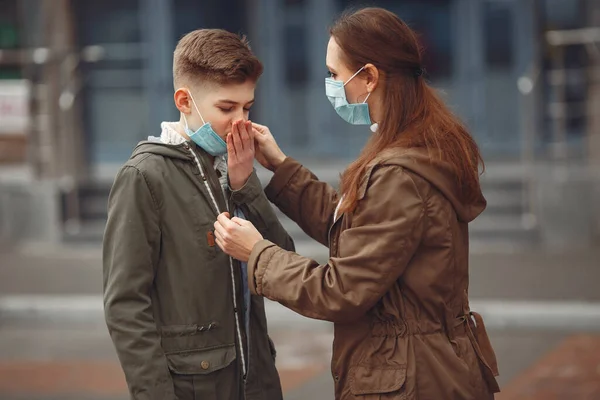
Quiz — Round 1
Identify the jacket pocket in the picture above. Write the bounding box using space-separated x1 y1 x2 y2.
350 365 407 398
159 322 226 354
165 344 236 375
167 345 239 400
161 323 215 338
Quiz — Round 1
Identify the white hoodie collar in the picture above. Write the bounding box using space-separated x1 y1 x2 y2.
159 121 188 145
157 121 227 173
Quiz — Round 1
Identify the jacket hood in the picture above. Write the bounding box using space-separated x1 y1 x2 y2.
130 141 193 161
129 121 195 161
371 148 486 222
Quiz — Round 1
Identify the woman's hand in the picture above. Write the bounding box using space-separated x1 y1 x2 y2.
214 212 263 262
227 120 255 191
251 122 287 172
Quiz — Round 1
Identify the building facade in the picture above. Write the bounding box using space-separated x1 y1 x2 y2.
0 0 598 247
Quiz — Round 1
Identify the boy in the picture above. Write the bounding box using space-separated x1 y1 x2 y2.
103 29 293 400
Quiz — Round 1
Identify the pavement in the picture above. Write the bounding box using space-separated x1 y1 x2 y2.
496 334 600 400
1 243 600 399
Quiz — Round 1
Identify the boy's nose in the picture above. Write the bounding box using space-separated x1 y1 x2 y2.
236 109 248 121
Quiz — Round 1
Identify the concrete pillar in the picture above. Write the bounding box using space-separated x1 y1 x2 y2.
585 0 600 241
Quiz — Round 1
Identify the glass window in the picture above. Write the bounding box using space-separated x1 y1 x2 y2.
0 0 18 38
72 0 147 164
174 0 248 39
338 0 454 80
73 0 141 45
540 0 587 141
282 1 309 87
73 1 144 81
285 0 306 5
483 2 513 70
0 0 20 78
543 0 583 30
284 25 308 86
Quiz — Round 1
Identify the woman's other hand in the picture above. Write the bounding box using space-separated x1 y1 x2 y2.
251 122 287 172
214 212 263 262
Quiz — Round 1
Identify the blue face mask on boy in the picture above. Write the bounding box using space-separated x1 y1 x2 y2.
182 90 228 156
325 65 373 126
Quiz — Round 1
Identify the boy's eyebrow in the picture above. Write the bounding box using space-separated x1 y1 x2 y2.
217 99 255 105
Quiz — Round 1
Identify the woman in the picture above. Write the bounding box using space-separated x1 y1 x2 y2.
214 7 500 400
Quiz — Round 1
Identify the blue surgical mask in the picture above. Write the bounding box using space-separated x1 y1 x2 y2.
182 91 228 156
325 66 373 126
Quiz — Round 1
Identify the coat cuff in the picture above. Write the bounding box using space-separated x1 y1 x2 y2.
264 157 303 203
248 239 277 296
230 170 262 205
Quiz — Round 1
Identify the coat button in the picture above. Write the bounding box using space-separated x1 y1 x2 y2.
334 374 340 381
201 360 210 370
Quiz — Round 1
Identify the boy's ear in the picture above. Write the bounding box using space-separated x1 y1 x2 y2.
174 89 192 114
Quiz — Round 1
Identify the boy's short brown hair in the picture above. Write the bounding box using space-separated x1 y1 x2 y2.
173 29 263 88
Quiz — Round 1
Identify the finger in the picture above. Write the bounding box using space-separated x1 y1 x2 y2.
217 212 237 230
215 236 225 252
214 227 225 242
231 217 253 227
214 221 227 239
246 121 255 152
216 212 230 224
230 217 247 226
229 123 239 158
251 122 268 133
252 127 268 143
239 120 251 144
226 133 235 159
238 122 253 156
232 121 244 152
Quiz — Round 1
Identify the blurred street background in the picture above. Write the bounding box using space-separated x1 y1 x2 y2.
1 0 600 399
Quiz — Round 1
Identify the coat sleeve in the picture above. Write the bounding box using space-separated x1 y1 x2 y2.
102 165 175 400
264 157 340 247
247 166 426 324
230 169 295 252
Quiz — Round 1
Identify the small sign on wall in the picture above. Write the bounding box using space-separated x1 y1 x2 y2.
0 79 30 136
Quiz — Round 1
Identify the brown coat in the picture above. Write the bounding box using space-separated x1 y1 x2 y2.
248 148 500 399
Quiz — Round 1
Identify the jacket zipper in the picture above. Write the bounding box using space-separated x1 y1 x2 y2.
184 143 248 379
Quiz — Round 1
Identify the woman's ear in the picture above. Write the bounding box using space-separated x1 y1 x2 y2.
174 88 192 114
364 63 380 93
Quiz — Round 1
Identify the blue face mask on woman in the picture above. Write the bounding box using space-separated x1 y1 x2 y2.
325 65 373 126
182 90 228 156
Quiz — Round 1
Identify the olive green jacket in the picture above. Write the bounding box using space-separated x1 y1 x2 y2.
103 140 294 400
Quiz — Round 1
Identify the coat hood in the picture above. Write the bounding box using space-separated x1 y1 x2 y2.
370 148 486 222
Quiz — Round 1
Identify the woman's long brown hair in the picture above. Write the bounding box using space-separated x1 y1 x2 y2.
332 7 484 214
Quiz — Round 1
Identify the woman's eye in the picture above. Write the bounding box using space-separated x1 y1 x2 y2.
328 71 336 78
243 108 251 112
219 107 233 113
